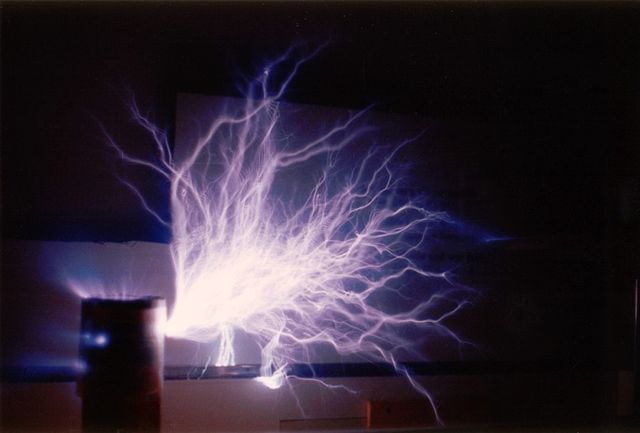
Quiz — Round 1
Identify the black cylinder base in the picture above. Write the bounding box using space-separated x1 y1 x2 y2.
78 297 165 433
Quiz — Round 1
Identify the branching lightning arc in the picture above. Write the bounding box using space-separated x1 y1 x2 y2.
106 48 474 425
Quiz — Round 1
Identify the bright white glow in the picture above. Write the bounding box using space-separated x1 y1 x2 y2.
94 334 108 346
109 47 474 426
254 365 287 390
83 332 109 348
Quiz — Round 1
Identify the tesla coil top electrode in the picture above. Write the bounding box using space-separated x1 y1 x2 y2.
78 297 166 433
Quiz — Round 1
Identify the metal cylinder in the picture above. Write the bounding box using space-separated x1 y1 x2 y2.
78 297 166 433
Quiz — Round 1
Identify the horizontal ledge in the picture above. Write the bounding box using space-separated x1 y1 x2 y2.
1 360 602 384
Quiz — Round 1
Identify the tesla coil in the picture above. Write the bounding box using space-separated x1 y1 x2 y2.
77 297 166 433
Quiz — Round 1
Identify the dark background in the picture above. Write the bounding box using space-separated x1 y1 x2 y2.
2 0 640 425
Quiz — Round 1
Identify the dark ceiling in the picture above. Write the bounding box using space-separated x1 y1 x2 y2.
2 1 639 241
